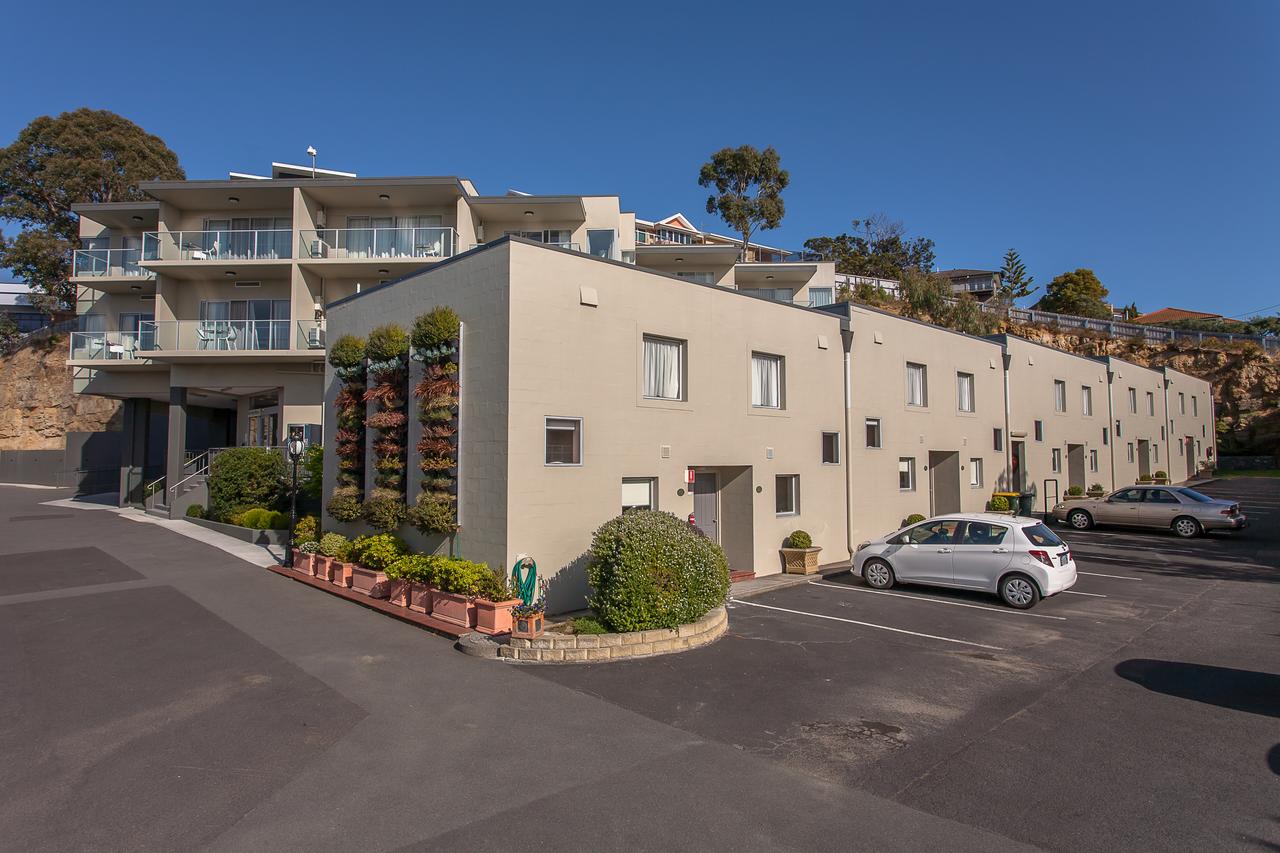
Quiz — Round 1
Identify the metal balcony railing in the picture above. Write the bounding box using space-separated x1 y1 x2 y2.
68 329 157 361
72 248 153 278
143 229 293 262
299 227 455 261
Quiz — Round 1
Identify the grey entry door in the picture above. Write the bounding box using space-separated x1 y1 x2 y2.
693 472 718 542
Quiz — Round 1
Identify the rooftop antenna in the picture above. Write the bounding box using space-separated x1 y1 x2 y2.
306 145 317 178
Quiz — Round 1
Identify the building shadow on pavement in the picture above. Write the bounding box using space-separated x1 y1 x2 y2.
1115 659 1280 718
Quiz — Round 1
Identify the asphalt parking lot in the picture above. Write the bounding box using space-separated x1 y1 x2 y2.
531 478 1280 852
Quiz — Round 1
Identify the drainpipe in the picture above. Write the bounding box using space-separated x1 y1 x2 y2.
1105 365 1117 491
1209 393 1218 472
1001 350 1013 491
840 319 855 564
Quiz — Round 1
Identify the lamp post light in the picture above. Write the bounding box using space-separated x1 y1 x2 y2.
285 426 306 567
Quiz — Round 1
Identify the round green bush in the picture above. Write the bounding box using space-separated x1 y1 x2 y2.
327 493 363 523
587 510 730 632
185 504 206 519
349 533 408 571
208 447 285 523
364 324 409 362
1065 485 1084 497
411 306 460 352
1154 470 1169 479
989 495 1011 512
903 513 927 527
317 532 351 561
328 334 366 369
408 495 457 535
362 495 407 532
572 616 608 635
787 530 812 549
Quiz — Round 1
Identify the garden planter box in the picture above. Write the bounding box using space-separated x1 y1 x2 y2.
511 612 544 640
431 590 477 628
781 546 823 574
350 565 389 599
1063 494 1088 501
313 556 336 582
408 583 435 614
385 579 410 608
331 562 353 589
293 551 315 576
474 598 522 635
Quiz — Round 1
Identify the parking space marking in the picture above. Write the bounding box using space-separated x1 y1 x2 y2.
1076 571 1142 581
807 580 1067 621
1063 590 1107 597
729 598 1006 650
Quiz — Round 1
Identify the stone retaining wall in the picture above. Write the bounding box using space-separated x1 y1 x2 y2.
497 606 727 663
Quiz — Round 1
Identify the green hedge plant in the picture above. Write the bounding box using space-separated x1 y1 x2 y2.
786 530 812 549
317 532 352 561
349 533 409 571
587 509 730 632
364 324 410 362
1065 485 1084 497
208 447 285 523
989 494 1011 512
185 504 206 519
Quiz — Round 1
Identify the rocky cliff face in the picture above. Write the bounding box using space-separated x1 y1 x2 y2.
0 336 121 450
1007 324 1280 456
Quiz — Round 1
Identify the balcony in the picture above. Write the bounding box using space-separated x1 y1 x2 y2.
137 319 325 355
141 230 293 279
300 227 455 260
72 248 153 278
69 330 159 364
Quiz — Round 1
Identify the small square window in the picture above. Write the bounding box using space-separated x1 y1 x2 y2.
1034 420 1044 441
969 458 984 488
865 418 882 448
822 432 840 464
621 477 656 511
545 417 581 465
993 428 1003 452
898 457 915 491
775 474 799 515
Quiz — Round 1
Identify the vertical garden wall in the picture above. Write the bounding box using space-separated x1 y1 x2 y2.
327 334 367 524
408 307 461 537
362 324 410 532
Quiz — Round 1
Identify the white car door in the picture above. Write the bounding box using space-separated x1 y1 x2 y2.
886 519 959 585
951 520 1013 591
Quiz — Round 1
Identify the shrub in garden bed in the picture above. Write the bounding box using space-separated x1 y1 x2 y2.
317 533 352 562
293 514 318 544
208 447 285 523
1065 485 1084 497
587 509 730 633
231 507 290 530
412 306 461 534
362 491 408 532
185 504 206 519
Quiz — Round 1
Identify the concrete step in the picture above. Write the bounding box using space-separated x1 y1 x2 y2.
145 506 170 519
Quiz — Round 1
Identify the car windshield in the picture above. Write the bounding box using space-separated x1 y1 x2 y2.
1022 523 1064 547
1175 488 1215 503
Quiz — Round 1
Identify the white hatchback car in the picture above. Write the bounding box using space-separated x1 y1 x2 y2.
853 513 1077 609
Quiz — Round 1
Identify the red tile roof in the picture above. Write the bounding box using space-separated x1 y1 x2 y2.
1132 307 1222 325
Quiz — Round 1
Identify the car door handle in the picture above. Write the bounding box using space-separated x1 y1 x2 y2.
992 548 1009 553
937 548 952 554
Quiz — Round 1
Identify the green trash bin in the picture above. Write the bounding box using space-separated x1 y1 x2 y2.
1017 493 1036 516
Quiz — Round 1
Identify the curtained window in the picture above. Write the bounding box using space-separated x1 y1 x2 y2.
1054 380 1067 413
643 336 684 400
1082 385 1093 416
751 352 783 408
545 418 582 465
956 372 975 412
906 362 928 407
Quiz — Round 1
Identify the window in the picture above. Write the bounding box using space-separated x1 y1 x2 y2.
1128 387 1137 413
906 362 928 407
1054 380 1067 413
1178 392 1186 415
1196 440 1202 458
1081 385 1093 416
1147 489 1179 504
898 457 915 491
956 372 975 413
775 475 799 515
1160 425 1166 440
1023 523 1065 547
1034 420 1044 441
1202 424 1206 438
1051 448 1062 472
1112 488 1144 503
969 458 984 488
621 477 656 511
1146 392 1155 416
1177 488 1214 502
587 228 616 259
1127 442 1135 463
675 271 715 284
1192 396 1198 417
962 521 1007 545
901 519 957 544
865 418 882 448
822 432 840 464
642 335 684 400
544 417 581 465
993 428 1004 452
808 287 835 307
1103 427 1109 446
751 352 783 409
1090 449 1098 472
1154 444 1160 462
1115 419 1122 438
1178 439 1183 456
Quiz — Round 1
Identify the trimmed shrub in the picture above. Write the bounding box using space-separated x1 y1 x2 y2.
903 513 927 527
317 532 351 561
386 553 438 584
185 504 206 519
350 533 409 571
411 306 460 354
1065 485 1084 497
298 541 319 554
1088 483 1105 494
365 324 410 362
1154 470 1169 479
587 509 730 632
294 514 318 544
327 493 363 523
408 495 458 535
989 494 1011 512
572 616 608 635
362 494 407 532
328 334 366 369
786 530 812 549
433 558 492 596
208 447 285 523
475 568 514 601
236 508 289 530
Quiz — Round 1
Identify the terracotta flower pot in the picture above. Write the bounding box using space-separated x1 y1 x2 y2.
332 562 353 588
293 551 315 576
385 579 410 608
408 583 435 614
511 611 545 639
474 597 522 635
313 556 336 582
432 590 477 628
350 565 389 598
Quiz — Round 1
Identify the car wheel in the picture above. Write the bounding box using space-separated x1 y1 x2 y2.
1068 509 1093 530
863 559 895 590
1172 516 1202 539
999 573 1040 609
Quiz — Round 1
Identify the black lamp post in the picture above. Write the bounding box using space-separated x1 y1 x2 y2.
285 425 306 567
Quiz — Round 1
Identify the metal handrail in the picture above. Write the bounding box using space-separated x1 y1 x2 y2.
170 452 209 494
143 229 293 261
299 226 455 260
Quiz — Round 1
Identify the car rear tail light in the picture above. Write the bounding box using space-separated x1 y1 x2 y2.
1028 549 1053 567
1222 505 1238 516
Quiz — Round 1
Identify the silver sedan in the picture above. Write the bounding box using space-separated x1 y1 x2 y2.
1050 485 1248 538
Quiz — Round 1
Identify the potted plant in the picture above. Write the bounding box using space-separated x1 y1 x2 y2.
511 579 548 640
348 533 407 599
1087 483 1106 498
316 533 350 585
989 494 1015 514
1153 469 1170 484
393 554 437 615
780 530 822 575
1137 474 1153 484
430 557 487 628
474 570 522 635
293 542 318 575
1063 485 1086 500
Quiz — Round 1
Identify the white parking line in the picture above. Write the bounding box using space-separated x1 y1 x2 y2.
1064 590 1107 597
1076 571 1142 581
807 580 1067 621
729 597 1006 650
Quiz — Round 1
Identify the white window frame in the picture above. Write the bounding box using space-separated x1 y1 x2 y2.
898 457 916 491
621 477 657 511
969 457 983 488
642 334 686 401
906 362 928 407
1128 387 1137 414
775 474 800 516
751 351 784 409
865 417 882 448
1178 393 1186 415
956 371 975 413
1054 380 1067 413
1127 442 1135 463
1191 396 1198 417
1081 385 1093 416
1051 447 1062 473
544 417 582 466
1090 449 1098 472
821 432 841 465
1147 392 1155 416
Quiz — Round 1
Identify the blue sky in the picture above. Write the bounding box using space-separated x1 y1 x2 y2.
4 0 1277 317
